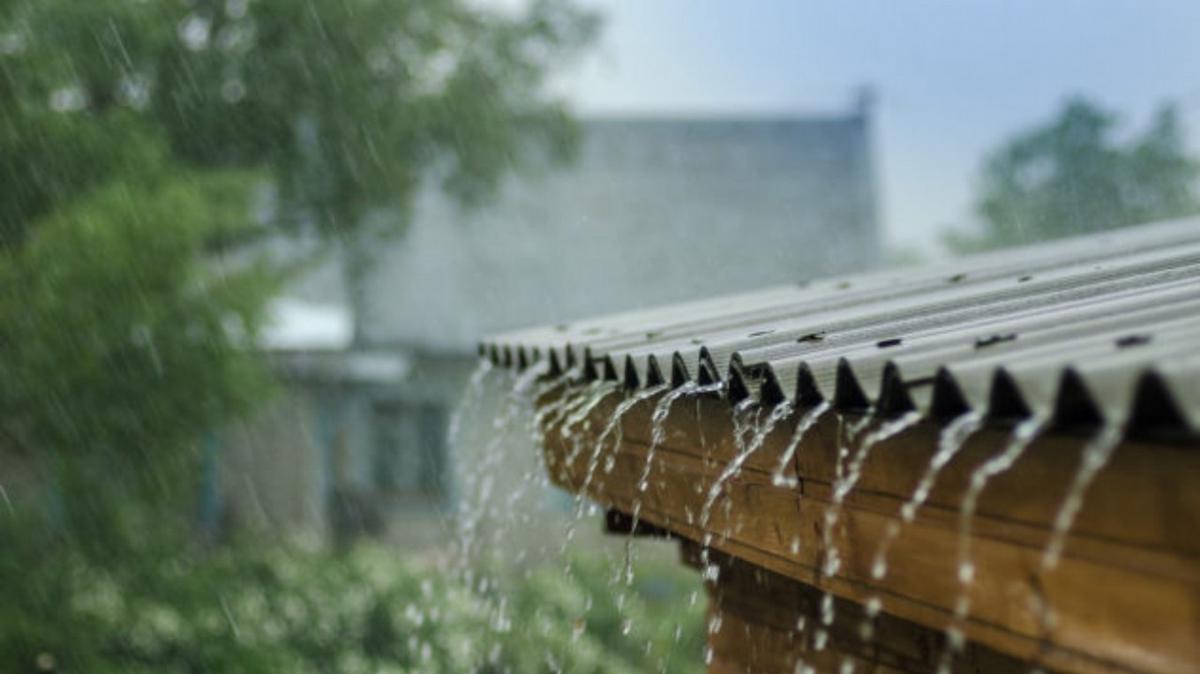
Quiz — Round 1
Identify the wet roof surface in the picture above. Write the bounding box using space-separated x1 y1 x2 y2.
481 217 1200 439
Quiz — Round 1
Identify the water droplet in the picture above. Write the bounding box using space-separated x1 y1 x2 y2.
818 411 922 639
1042 424 1123 570
0 31 26 55
699 399 792 530
221 79 246 103
49 86 87 112
708 612 723 634
870 558 887 580
226 0 248 19
178 15 212 51
957 562 974 585
866 597 882 617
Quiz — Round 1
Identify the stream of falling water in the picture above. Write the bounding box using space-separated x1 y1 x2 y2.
955 416 1047 597
871 411 984 582
619 382 706 585
445 357 568 662
591 384 671 480
1042 423 1123 570
462 352 1132 671
454 358 549 615
516 366 585 493
563 384 671 548
560 380 622 469
935 415 1048 673
530 366 584 437
813 410 922 653
613 379 727 651
691 397 761 662
810 411 875 651
555 382 672 656
622 382 727 567
697 397 763 660
845 410 985 654
451 360 505 580
771 400 832 488
445 359 492 555
447 358 495 455
1013 424 1123 674
697 399 794 534
638 382 722 494
520 368 588 497
691 397 793 603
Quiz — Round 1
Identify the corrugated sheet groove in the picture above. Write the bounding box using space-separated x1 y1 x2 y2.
482 218 1200 439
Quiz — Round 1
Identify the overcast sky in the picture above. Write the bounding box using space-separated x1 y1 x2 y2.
555 0 1200 254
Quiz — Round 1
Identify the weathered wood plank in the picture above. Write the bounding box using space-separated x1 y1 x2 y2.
698 547 1027 674
540 388 1200 674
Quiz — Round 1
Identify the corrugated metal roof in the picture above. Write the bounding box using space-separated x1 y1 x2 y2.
480 217 1200 438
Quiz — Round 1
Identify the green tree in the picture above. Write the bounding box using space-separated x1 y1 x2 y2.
945 98 1200 252
4 0 596 228
0 0 597 530
0 0 600 670
3 0 597 338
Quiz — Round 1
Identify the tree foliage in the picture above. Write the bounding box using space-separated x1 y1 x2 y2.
946 98 1200 252
0 1 603 669
0 0 598 490
0 0 596 521
2 0 598 239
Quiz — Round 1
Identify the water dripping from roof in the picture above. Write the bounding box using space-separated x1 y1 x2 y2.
870 410 984 582
599 385 673 477
1042 423 1124 570
530 367 583 434
771 400 832 488
639 382 706 493
813 410 922 651
528 368 599 490
562 384 669 548
453 359 549 568
698 399 791 533
447 357 494 453
453 358 550 623
691 399 793 585
619 380 721 588
956 415 1048 583
944 415 1048 671
559 379 621 468
855 410 984 655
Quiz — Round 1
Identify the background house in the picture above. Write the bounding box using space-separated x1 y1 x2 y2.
214 95 882 544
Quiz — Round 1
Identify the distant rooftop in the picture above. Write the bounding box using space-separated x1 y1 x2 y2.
358 108 879 353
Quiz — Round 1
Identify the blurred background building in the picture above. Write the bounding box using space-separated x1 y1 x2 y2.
216 95 881 543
